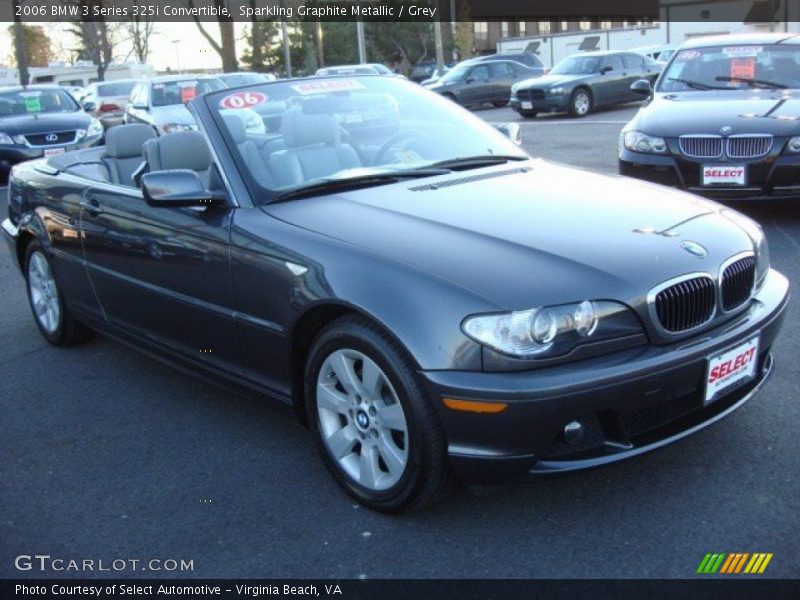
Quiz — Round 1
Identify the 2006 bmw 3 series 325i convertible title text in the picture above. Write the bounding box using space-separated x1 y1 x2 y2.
2 75 789 512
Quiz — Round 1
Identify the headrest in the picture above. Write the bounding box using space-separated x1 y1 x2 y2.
105 124 156 158
280 108 339 147
143 131 211 173
223 113 248 144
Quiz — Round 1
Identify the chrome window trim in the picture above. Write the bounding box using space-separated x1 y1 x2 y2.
718 250 756 315
646 272 716 336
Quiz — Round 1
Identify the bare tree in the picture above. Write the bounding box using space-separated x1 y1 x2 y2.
66 1 118 80
185 0 238 72
124 3 155 64
248 0 264 71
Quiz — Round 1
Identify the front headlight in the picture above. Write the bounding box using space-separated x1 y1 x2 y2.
549 87 567 95
722 209 770 289
0 132 14 145
462 300 641 358
784 136 800 154
623 131 668 154
162 123 195 134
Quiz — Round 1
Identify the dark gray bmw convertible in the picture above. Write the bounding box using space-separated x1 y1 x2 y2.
2 75 789 512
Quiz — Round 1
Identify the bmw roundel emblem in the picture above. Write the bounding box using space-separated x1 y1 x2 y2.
45 133 58 142
681 240 708 258
720 125 733 135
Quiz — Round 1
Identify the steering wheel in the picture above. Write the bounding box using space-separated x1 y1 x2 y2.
337 125 368 166
373 131 427 166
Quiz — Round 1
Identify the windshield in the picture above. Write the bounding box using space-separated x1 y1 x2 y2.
97 81 136 97
209 76 526 201
152 78 225 107
0 88 79 117
441 63 471 81
658 44 800 92
550 55 602 75
220 73 268 87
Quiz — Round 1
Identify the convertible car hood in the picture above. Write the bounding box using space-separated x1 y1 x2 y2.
0 111 91 135
267 160 753 310
633 90 800 137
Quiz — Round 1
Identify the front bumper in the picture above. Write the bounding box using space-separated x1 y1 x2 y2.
0 135 102 168
422 269 789 483
510 92 569 113
619 147 800 200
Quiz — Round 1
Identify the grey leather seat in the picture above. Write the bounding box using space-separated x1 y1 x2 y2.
102 124 157 186
222 113 275 188
142 131 212 187
269 108 360 188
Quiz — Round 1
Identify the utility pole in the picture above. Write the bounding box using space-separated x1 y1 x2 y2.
450 0 457 61
281 21 292 77
356 20 367 64
13 0 29 86
434 21 445 73
316 20 324 68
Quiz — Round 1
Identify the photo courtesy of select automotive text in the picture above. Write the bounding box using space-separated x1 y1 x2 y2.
0 0 798 597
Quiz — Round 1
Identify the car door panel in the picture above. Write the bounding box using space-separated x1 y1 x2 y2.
79 185 240 371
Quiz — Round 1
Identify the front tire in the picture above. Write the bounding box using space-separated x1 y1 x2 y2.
518 110 538 119
25 240 93 346
305 316 453 512
492 99 509 107
569 88 593 117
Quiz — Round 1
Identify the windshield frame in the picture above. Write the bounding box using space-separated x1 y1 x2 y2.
656 43 800 93
0 87 80 118
201 74 528 205
550 55 604 75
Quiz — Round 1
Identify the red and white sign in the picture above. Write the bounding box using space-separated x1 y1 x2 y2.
705 336 759 403
703 165 746 186
219 91 268 110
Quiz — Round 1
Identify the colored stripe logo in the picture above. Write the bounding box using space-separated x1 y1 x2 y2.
697 553 773 574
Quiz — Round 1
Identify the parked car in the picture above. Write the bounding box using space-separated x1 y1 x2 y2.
0 85 103 174
419 65 452 86
620 33 800 201
123 75 226 135
217 71 277 87
474 52 547 73
424 58 543 107
316 64 397 77
82 79 139 130
3 75 788 512
630 44 677 64
510 50 663 118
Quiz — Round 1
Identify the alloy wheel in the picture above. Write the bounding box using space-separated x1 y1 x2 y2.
28 251 61 334
574 91 591 115
316 349 409 491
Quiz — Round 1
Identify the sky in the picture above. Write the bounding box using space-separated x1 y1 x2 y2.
1 22 251 72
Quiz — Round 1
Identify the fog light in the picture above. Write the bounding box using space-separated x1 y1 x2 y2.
563 420 584 445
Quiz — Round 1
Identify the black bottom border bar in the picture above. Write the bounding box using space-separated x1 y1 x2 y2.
3 579 800 600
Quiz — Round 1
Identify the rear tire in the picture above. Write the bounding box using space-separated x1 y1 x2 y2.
304 316 454 512
24 240 93 347
492 100 509 107
518 110 538 119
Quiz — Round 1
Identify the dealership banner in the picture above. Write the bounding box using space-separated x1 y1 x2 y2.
1 0 787 23
3 579 800 599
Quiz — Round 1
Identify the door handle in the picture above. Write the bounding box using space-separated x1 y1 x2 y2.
80 198 103 217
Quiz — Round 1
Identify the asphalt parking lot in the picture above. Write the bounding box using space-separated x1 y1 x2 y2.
1 103 798 579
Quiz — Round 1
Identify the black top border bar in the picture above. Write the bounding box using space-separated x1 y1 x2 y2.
3 0 785 23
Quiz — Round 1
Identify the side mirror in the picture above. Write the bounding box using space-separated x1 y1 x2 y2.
630 79 653 96
132 102 148 110
465 77 475 84
601 65 613 74
141 170 225 208
82 101 97 112
494 122 522 145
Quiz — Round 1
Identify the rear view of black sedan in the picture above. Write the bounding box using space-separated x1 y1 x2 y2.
0 85 103 173
619 33 800 200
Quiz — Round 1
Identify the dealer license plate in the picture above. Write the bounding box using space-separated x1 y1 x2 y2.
705 335 759 404
703 164 746 186
521 101 533 110
44 147 66 157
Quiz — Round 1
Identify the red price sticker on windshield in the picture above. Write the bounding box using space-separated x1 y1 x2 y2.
731 57 756 81
181 86 197 103
220 91 268 109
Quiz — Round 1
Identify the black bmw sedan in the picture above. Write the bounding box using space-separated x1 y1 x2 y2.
619 33 800 201
0 86 104 174
2 74 789 512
